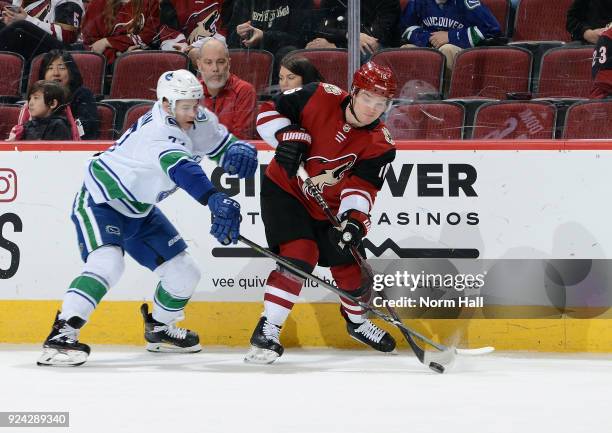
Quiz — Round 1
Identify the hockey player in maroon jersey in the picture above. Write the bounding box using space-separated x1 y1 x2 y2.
591 23 612 99
246 62 398 364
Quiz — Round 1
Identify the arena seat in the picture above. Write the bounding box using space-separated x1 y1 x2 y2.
0 52 25 100
229 49 274 96
121 102 155 134
95 102 117 140
512 0 572 42
482 0 511 35
472 100 556 139
286 49 349 90
0 103 21 140
563 100 612 139
535 46 594 98
386 101 465 140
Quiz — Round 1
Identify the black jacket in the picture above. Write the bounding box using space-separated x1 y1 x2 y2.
71 86 99 139
311 0 401 48
22 115 72 140
227 0 314 54
566 0 612 42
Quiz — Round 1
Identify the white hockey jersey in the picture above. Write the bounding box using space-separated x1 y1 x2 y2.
84 102 232 217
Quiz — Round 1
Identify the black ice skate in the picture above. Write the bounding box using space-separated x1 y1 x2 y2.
244 316 284 364
37 311 90 367
341 308 396 353
140 303 201 353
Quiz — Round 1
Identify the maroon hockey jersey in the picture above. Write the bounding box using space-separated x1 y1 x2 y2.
81 0 160 63
256 82 396 221
592 26 612 99
158 0 225 46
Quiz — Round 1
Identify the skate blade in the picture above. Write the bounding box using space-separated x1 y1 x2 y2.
145 342 202 353
244 346 280 364
36 347 88 367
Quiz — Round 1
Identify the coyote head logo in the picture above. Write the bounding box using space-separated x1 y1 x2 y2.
301 154 357 195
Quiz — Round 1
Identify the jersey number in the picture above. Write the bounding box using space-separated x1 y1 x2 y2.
593 46 607 67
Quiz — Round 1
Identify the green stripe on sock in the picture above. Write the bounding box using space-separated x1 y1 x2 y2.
70 275 108 304
154 283 190 311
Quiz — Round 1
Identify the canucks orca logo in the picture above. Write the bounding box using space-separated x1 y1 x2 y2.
165 72 174 81
465 0 480 9
166 117 178 127
195 109 208 123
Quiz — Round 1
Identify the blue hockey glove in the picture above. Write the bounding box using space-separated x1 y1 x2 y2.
221 141 258 178
208 192 241 245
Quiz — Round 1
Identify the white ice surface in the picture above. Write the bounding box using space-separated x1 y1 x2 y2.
0 345 610 433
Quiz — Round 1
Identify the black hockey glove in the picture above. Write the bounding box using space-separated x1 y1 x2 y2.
329 210 370 253
274 125 311 177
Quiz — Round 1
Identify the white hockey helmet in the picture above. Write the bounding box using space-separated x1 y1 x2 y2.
157 69 203 115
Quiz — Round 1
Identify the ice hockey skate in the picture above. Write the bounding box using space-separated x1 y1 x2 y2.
37 311 90 367
342 308 396 353
244 316 284 364
140 304 201 353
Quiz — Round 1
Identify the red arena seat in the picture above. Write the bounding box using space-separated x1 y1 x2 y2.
472 101 556 139
286 49 349 90
512 0 572 42
229 49 274 96
448 47 532 99
536 47 594 98
386 102 465 140
563 100 612 139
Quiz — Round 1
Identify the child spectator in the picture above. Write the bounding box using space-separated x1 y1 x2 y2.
8 80 72 141
39 49 99 139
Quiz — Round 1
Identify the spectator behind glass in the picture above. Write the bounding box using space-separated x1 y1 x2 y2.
306 0 400 59
591 23 612 98
567 0 612 44
0 0 83 61
227 0 314 69
7 80 72 141
197 37 257 139
81 0 161 64
39 49 100 139
399 0 501 73
278 55 324 92
157 0 226 63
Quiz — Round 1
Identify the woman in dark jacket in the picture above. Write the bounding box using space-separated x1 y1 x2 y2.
38 49 100 139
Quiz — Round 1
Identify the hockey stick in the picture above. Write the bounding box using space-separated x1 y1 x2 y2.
239 235 492 374
296 166 494 363
295 166 450 372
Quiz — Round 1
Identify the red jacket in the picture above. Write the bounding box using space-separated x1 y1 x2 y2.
200 74 257 139
81 0 160 64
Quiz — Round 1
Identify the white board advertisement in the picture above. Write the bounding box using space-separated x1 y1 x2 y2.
1 146 611 302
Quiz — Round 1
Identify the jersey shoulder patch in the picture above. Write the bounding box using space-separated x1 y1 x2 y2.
195 107 209 123
381 126 395 145
322 83 342 95
465 0 481 9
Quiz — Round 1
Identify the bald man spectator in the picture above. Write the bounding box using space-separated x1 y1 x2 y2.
197 37 257 139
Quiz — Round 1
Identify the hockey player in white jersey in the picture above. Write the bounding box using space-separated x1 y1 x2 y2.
37 69 258 366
